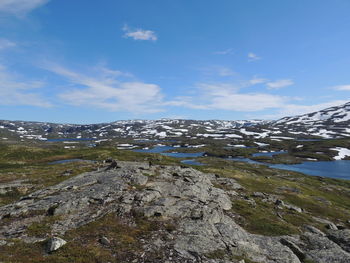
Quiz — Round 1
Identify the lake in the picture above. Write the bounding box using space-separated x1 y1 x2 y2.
48 159 94 164
135 146 350 180
252 151 287 157
228 157 350 180
269 161 350 180
181 159 205 166
134 146 204 158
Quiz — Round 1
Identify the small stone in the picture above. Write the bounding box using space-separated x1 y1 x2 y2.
336 224 346 230
46 237 67 253
99 236 111 246
252 192 265 198
190 208 203 220
275 199 285 206
326 223 338 230
303 225 325 236
277 212 283 219
61 170 72 177
0 240 7 246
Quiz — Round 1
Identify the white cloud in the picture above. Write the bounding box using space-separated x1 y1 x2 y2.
0 39 16 50
0 0 49 16
166 81 349 120
266 79 294 89
209 92 286 111
0 65 51 107
167 83 287 112
248 52 261 61
332 85 350 91
122 24 157 41
249 77 268 85
214 48 234 55
216 67 235 77
46 64 164 113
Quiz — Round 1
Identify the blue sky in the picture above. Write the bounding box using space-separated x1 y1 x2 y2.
0 0 350 123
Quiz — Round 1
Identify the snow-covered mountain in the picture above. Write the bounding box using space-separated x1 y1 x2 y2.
1 101 349 142
273 102 350 138
0 119 269 142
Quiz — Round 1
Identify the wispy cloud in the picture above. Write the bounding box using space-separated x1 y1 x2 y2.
167 82 287 112
122 24 157 41
266 79 294 89
0 65 51 107
248 52 261 61
249 77 268 85
0 0 49 16
0 38 16 50
45 64 164 113
216 67 235 77
213 48 234 55
332 84 350 91
199 66 236 77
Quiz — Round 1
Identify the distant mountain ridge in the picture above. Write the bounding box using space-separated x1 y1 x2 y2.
0 101 349 141
273 101 350 138
275 102 350 125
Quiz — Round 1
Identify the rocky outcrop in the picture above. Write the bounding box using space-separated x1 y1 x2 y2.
0 161 349 262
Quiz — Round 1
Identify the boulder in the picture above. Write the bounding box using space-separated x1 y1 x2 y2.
46 237 67 253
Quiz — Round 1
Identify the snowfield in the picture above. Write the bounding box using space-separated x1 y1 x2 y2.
331 147 350 160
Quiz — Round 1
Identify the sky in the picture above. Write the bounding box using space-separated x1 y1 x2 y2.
0 0 350 124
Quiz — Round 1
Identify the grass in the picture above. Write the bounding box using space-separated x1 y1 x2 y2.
231 199 299 236
205 249 259 263
0 188 23 206
26 215 62 237
0 212 169 263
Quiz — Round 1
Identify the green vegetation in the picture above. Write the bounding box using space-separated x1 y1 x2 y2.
205 249 259 263
27 215 62 237
0 213 172 263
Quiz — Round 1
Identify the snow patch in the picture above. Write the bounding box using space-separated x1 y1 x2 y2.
331 147 350 160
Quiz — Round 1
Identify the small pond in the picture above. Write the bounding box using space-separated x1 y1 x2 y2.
252 151 287 157
49 159 94 165
133 146 204 158
181 159 205 166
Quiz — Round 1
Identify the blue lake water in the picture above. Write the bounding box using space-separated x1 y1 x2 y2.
162 152 204 158
134 146 350 180
48 159 91 164
181 159 205 166
228 157 350 180
269 161 350 180
252 151 287 157
134 146 174 154
134 146 204 158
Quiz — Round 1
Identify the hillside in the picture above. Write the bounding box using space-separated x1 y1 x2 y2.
1 102 350 143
